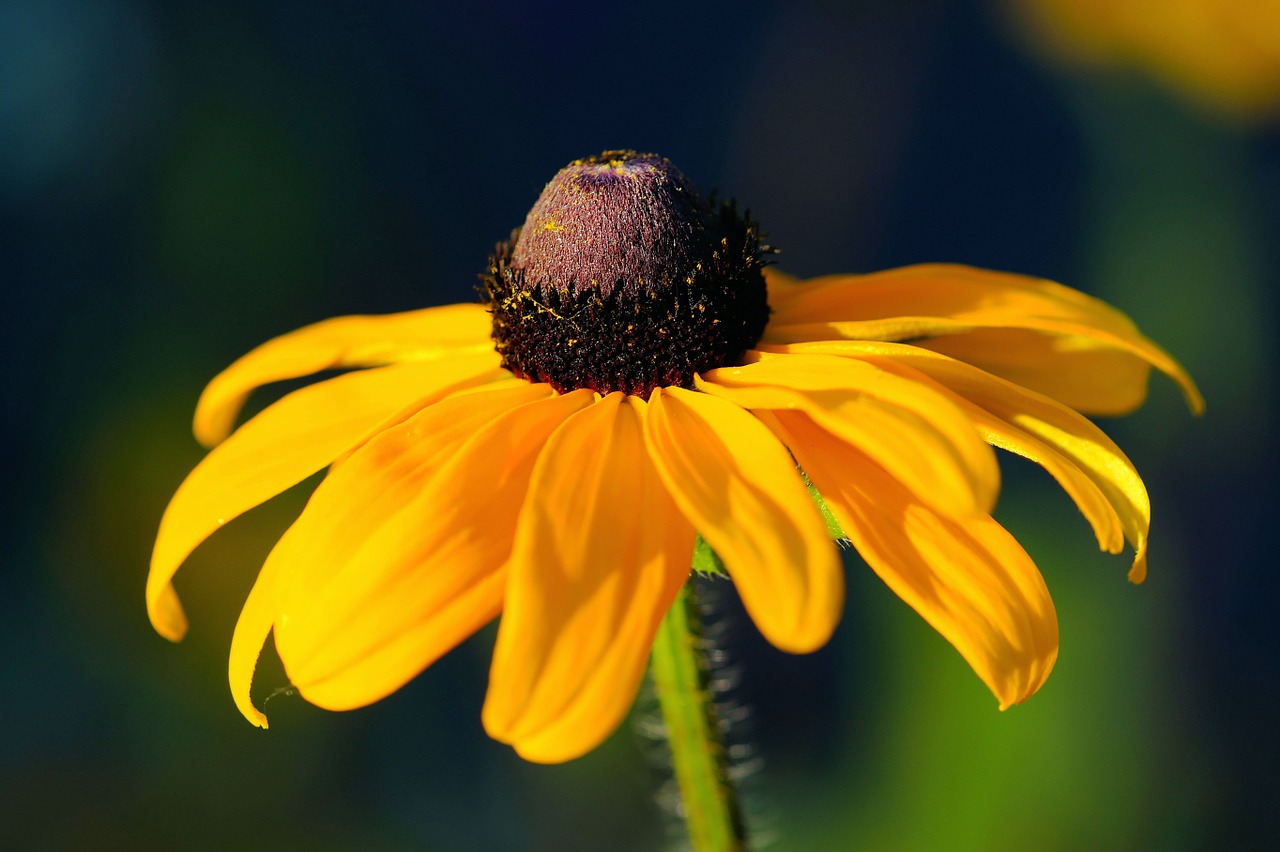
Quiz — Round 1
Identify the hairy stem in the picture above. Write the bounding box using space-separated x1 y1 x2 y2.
650 580 746 851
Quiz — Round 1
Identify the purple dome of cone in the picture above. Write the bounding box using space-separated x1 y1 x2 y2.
511 152 719 299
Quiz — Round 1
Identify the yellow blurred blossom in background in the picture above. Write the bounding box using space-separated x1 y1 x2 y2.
1008 0 1280 118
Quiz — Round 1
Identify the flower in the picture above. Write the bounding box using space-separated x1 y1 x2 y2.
147 151 1201 763
1007 0 1280 119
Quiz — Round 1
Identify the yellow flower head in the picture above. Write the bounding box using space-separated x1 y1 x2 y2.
148 151 1202 763
1009 0 1280 118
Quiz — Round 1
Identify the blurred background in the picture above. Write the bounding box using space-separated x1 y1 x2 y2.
3 0 1276 849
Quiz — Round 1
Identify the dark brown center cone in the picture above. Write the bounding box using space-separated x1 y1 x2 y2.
482 151 770 396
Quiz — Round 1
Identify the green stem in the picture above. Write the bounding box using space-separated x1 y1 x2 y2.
650 580 746 851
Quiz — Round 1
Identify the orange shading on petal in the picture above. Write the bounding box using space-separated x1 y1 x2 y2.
763 264 1202 415
225 382 561 725
767 340 1153 581
195 303 496 447
697 352 999 519
919 328 1153 416
259 386 591 718
766 410 1059 708
148 356 498 642
642 387 843 654
483 394 695 763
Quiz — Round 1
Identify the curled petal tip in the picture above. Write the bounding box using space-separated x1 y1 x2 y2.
148 584 189 642
193 415 231 450
241 706 269 730
1186 385 1206 417
193 406 229 449
1165 359 1204 417
1151 343 1203 416
1127 545 1149 585
193 378 246 448
230 663 271 729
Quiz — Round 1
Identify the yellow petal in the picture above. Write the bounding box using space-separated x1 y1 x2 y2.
228 551 279 728
642 387 843 654
768 264 1138 331
697 352 1000 518
763 264 1203 415
226 381 555 726
225 382 560 725
483 394 694 763
767 410 1059 708
194 303 495 447
919 328 1154 416
147 355 498 642
261 385 590 716
769 340 1152 580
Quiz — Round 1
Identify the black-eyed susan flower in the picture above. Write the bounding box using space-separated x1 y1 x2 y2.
148 151 1201 765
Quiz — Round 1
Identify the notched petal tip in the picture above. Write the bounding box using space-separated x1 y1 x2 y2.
482 700 599 764
508 731 594 765
511 743 562 765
